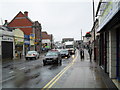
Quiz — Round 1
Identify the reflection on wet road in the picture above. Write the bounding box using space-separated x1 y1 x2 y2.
2 52 74 88
2 50 108 89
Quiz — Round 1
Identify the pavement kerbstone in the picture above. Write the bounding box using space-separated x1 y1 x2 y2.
51 49 118 89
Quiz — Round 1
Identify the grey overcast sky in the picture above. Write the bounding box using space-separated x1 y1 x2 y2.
0 0 99 41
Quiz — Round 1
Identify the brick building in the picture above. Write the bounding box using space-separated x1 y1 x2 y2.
33 21 42 53
5 11 42 55
41 31 53 50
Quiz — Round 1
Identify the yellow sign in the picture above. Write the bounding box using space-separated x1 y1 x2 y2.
34 42 38 44
30 33 35 40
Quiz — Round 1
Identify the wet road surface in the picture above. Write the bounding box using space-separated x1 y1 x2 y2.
1 49 116 89
2 52 74 88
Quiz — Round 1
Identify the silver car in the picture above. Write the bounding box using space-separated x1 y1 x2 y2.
25 51 39 60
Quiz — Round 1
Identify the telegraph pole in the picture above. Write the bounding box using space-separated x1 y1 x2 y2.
93 0 96 61
93 0 95 22
81 29 82 40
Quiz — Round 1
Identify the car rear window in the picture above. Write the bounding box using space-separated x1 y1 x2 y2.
60 50 67 52
46 51 58 56
27 51 37 54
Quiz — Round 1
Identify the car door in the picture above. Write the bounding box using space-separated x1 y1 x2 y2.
35 52 38 58
37 52 39 58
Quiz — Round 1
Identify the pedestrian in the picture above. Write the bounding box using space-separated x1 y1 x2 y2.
20 52 21 59
82 49 84 59
80 49 84 60
88 48 92 61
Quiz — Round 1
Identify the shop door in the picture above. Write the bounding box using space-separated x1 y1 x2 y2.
2 41 13 60
117 29 120 80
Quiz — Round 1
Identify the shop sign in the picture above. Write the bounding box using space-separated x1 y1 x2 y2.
24 40 30 44
2 36 13 41
98 0 120 32
42 39 51 43
15 37 24 45
24 35 30 45
119 1 120 10
34 42 38 44
30 33 35 40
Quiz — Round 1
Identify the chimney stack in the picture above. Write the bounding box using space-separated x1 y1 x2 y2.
24 11 28 17
5 20 8 24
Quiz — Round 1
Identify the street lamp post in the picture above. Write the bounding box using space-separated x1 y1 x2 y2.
92 0 96 61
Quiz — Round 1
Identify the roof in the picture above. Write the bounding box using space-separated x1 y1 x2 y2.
0 26 11 31
42 31 52 40
95 0 102 17
8 11 33 25
8 11 33 35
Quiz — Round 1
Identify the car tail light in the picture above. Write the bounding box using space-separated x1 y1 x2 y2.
32 54 36 56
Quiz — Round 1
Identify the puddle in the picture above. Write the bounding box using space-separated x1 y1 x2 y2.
24 69 31 73
3 64 11 68
34 65 42 69
9 66 17 70
28 73 40 79
48 64 61 70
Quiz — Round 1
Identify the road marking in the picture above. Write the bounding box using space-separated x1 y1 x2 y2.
0 76 15 83
19 67 26 70
9 71 14 74
42 64 71 89
48 64 72 88
42 50 78 89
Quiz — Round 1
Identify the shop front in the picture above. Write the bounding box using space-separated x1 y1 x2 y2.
99 32 108 73
0 27 14 61
13 29 24 58
24 35 30 55
117 28 120 81
97 1 120 79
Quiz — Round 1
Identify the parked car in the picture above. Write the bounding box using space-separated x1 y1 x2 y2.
43 50 62 66
60 49 70 58
25 51 39 60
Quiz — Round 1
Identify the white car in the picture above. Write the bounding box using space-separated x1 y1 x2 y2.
25 51 39 60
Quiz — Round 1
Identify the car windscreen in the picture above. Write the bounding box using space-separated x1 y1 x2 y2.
46 52 58 56
66 45 73 48
60 50 68 54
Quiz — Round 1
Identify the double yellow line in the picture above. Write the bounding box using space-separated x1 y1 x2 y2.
42 51 78 89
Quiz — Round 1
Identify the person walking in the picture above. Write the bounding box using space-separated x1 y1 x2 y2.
88 47 92 61
80 48 84 60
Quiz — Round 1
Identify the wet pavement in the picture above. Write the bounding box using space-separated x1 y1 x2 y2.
1 49 118 89
42 49 118 89
40 50 104 88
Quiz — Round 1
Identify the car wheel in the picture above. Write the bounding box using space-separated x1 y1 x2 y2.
57 59 61 64
60 60 62 64
43 62 46 66
34 57 37 60
26 58 28 60
56 60 58 64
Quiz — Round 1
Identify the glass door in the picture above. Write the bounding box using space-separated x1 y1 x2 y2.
117 29 120 80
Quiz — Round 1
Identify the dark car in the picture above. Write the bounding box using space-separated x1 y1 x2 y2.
43 50 62 66
60 49 70 58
